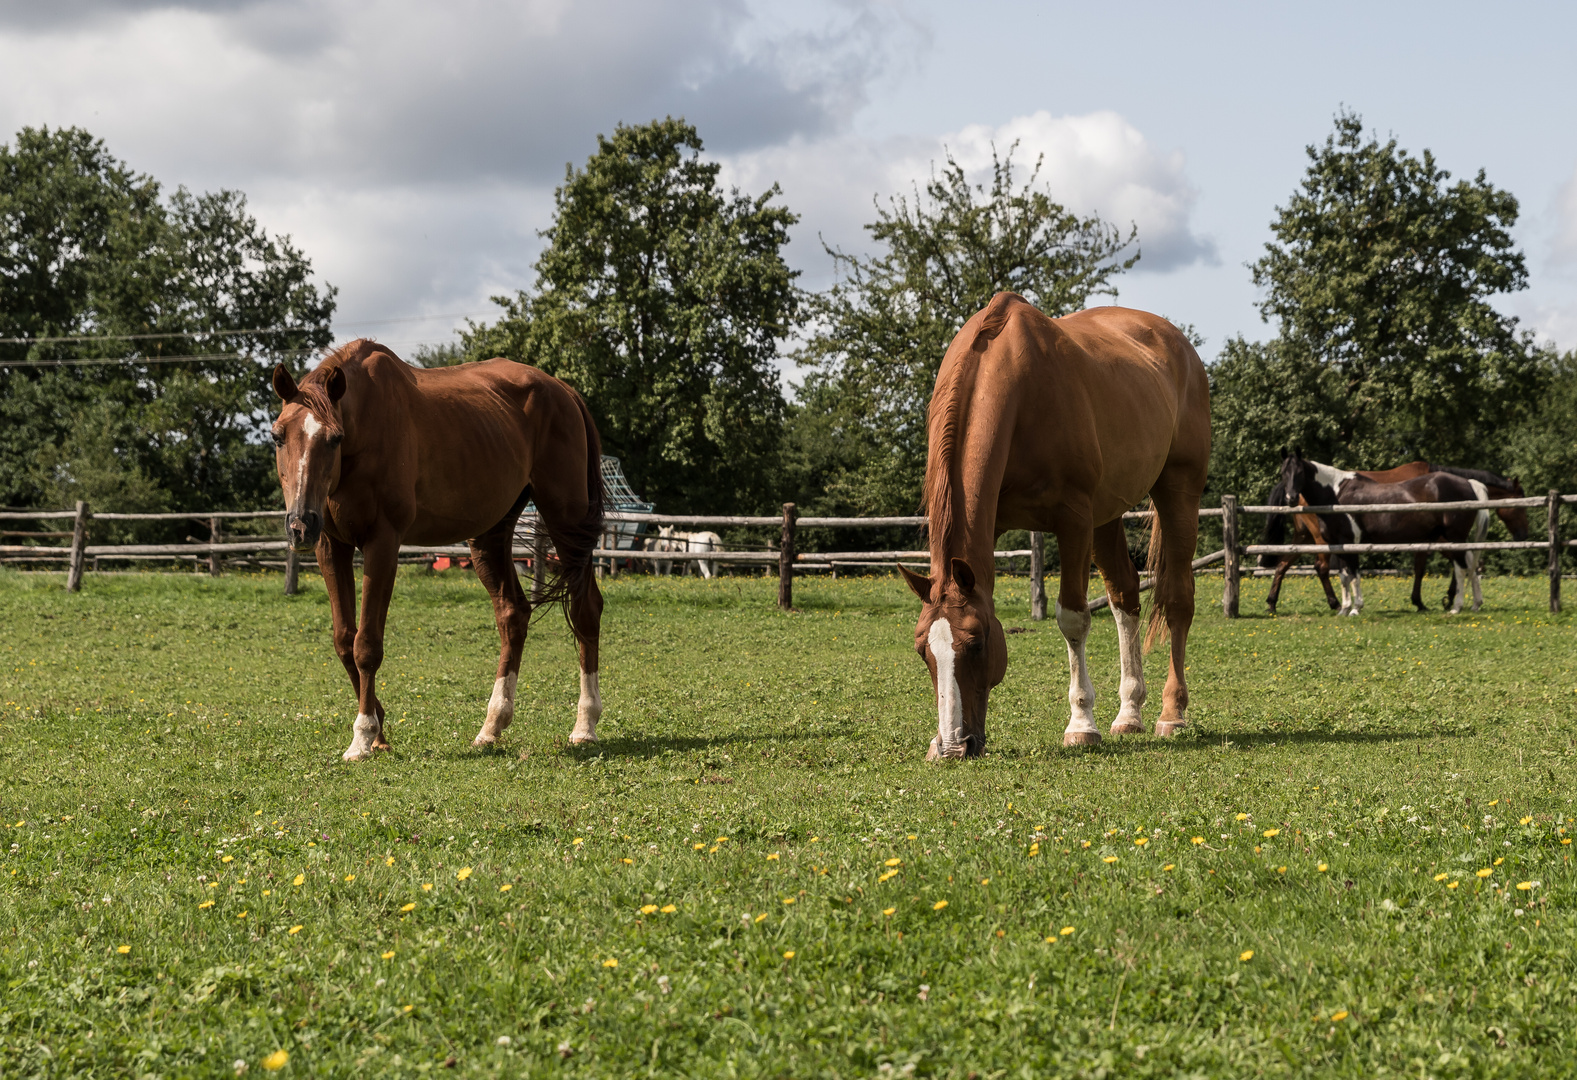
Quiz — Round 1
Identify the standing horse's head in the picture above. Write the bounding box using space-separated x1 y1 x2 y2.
1278 449 1309 506
900 559 1006 760
270 364 347 552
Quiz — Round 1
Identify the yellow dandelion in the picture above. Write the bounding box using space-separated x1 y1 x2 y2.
755 913 768 923
884 858 902 867
422 883 433 891
262 890 271 897
292 874 304 887
1563 838 1572 846
766 853 780 861
882 907 896 916
1317 863 1328 872
1434 872 1448 881
693 842 705 850
1475 868 1492 878
381 950 395 960
288 925 303 934
639 904 658 915
1235 813 1248 821
1103 856 1119 864
116 945 131 954
810 836 820 843
402 1004 414 1013
1516 881 1533 891
400 903 416 912
199 900 215 909
1519 816 1533 825
661 904 676 913
221 855 234 863
1135 837 1148 846
1330 1010 1349 1022
716 837 729 843
1488 800 1499 807
1277 866 1287 874
933 900 948 911
1163 864 1175 872
572 838 584 846
208 882 219 889
782 897 795 905
261 1049 290 1071
1494 857 1504 866
1239 949 1254 962
499 884 512 892
620 858 632 865
1263 828 1281 838
385 856 395 866
906 834 917 840
456 867 472 881
1447 882 1459 890
344 875 355 883
602 958 618 968
980 877 990 885
1060 926 1075 936
782 951 795 960
1191 836 1205 845
237 911 248 919
1081 840 1091 848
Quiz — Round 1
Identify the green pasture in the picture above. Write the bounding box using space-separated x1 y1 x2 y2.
1 567 1574 1078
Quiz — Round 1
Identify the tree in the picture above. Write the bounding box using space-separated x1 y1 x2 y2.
461 118 799 512
1247 110 1543 473
789 146 1139 517
0 127 335 516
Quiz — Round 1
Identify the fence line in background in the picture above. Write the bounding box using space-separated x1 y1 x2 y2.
2 493 1566 614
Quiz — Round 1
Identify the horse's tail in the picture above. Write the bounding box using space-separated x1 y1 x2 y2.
1143 501 1172 652
1259 482 1288 567
532 385 605 636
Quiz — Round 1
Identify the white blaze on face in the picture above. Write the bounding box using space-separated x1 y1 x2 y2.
570 670 601 743
928 618 964 754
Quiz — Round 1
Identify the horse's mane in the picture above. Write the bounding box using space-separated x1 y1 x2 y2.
293 339 383 436
1431 464 1515 490
924 293 1022 586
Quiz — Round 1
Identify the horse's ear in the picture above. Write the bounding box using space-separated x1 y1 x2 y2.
1293 445 1304 460
326 366 348 403
271 364 298 402
898 564 932 602
949 557 976 594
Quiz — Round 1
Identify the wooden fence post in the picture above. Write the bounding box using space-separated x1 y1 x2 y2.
208 517 222 577
778 502 797 612
531 526 546 603
1548 489 1562 614
66 500 90 593
1029 531 1046 621
284 544 299 596
1221 494 1240 618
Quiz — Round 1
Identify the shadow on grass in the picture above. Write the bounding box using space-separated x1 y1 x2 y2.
1020 724 1473 760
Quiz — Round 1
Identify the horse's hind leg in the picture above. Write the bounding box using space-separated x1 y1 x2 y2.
1446 556 1468 615
1411 552 1430 612
1092 519 1145 736
1149 483 1202 737
1266 558 1289 614
468 522 530 748
1052 523 1099 747
565 556 604 744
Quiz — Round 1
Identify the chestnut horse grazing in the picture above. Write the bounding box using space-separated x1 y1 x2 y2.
269 340 605 761
901 294 1210 758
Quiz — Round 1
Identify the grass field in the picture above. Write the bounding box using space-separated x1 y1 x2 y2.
1 566 1574 1078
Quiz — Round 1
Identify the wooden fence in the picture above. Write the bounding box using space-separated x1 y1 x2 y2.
2 493 1568 615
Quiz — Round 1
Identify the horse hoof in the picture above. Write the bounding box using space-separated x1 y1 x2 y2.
1154 721 1187 738
1109 719 1145 736
568 733 598 745
472 734 496 748
1063 730 1101 747
342 748 372 762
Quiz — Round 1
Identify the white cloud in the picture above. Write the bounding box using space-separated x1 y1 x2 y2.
719 109 1215 295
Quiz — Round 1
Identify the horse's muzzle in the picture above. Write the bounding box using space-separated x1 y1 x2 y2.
287 510 321 552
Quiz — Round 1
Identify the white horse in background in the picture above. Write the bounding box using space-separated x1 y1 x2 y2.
652 526 723 579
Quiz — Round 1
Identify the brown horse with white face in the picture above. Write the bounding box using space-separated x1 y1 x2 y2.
900 294 1210 758
270 340 605 761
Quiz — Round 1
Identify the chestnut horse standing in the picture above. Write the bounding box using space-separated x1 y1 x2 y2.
269 340 605 761
901 294 1210 757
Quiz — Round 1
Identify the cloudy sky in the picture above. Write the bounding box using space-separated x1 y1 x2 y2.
3 0 1575 378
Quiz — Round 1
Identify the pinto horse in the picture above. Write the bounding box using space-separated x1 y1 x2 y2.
269 340 606 761
900 294 1210 757
1280 453 1488 615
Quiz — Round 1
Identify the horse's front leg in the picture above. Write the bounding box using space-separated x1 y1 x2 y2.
1053 527 1099 747
1265 557 1290 614
1447 557 1468 615
343 534 399 761
317 536 372 735
1411 552 1430 612
1312 555 1340 610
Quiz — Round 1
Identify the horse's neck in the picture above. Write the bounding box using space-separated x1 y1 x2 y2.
932 408 1008 589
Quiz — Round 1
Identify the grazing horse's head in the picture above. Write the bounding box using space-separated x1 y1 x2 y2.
270 364 347 552
900 559 1007 760
1494 477 1531 541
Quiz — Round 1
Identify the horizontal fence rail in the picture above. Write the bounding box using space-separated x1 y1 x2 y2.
2 491 1566 614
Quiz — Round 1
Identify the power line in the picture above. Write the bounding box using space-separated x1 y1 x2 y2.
0 310 494 346
0 349 317 370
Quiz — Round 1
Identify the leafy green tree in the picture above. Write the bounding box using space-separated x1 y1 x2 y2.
0 127 335 517
1245 110 1542 473
461 117 798 512
789 145 1139 517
